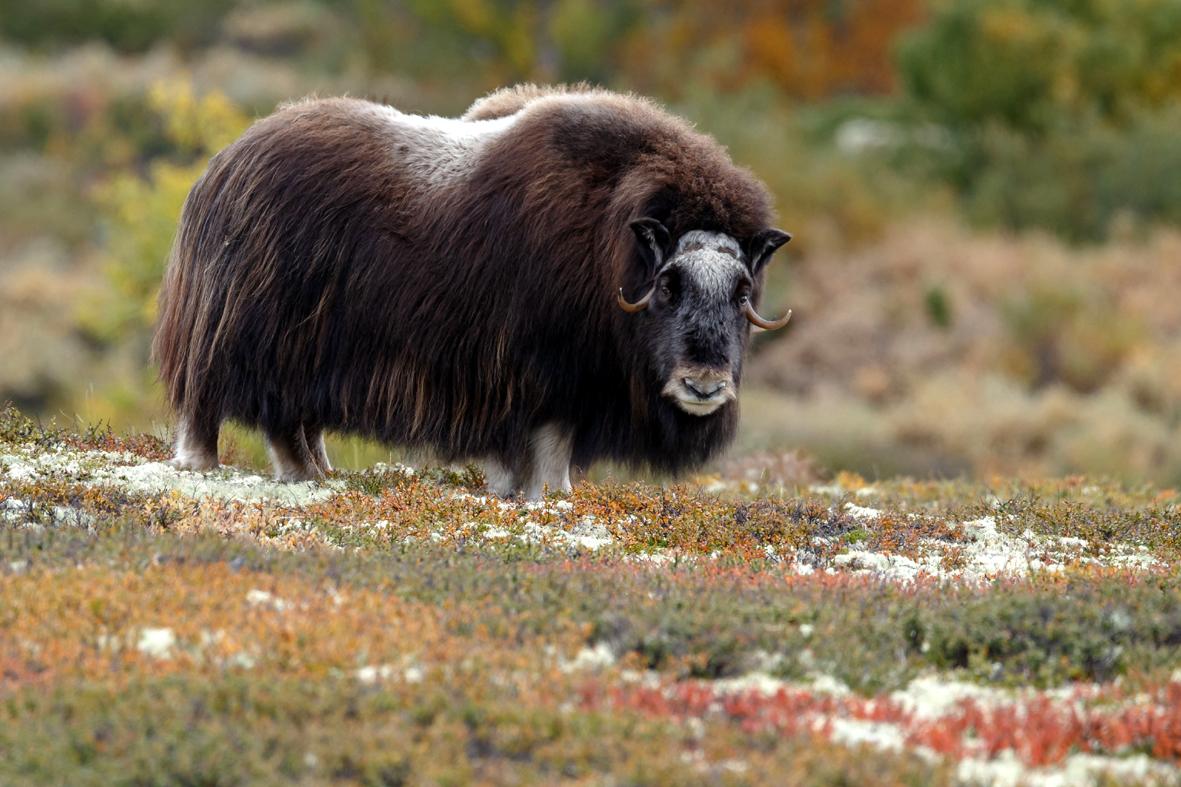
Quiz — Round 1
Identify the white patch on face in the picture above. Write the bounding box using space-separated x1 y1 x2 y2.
675 231 741 255
359 103 521 187
670 231 747 297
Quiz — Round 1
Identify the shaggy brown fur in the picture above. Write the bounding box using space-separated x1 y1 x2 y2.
153 84 782 489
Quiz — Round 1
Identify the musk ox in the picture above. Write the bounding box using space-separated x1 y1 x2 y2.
153 84 793 498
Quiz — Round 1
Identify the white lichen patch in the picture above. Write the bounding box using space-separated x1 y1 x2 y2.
559 642 617 673
513 517 617 551
245 588 290 612
393 491 622 553
826 516 1163 584
2 446 143 480
355 664 396 684
135 627 177 659
824 716 1179 786
2 441 1166 580
1 444 343 504
957 751 1178 787
565 516 614 549
355 657 425 685
1 494 95 530
844 502 882 521
105 461 342 504
826 718 906 752
619 667 1179 786
713 670 809 697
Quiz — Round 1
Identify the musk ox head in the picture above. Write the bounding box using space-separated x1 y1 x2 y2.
618 218 792 417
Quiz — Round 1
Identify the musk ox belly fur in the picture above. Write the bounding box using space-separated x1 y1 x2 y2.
153 84 791 498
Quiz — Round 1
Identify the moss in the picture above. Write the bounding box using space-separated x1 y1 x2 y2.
0 675 947 786
3 409 1181 781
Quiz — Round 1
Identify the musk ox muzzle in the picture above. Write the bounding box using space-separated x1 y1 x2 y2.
662 366 737 417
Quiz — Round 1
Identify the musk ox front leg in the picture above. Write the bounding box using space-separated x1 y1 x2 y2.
266 425 330 482
480 457 518 498
168 415 219 472
521 424 573 500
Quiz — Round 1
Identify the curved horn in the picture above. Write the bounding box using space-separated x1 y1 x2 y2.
617 286 654 313
742 299 792 331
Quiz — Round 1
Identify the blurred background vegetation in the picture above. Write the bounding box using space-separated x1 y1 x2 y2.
3 0 1181 484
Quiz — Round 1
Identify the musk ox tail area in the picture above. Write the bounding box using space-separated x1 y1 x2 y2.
153 193 202 419
151 99 401 478
152 167 232 473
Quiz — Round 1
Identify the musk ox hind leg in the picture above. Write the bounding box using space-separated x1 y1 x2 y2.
521 424 574 501
266 425 328 482
304 426 332 476
168 415 220 472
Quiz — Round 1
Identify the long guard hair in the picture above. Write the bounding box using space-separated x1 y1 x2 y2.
153 85 776 477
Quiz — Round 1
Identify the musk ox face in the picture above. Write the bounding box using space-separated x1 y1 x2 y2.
620 218 792 417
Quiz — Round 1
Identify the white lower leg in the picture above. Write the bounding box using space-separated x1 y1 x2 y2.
480 457 517 498
267 432 318 482
306 429 332 474
522 423 573 500
169 417 218 471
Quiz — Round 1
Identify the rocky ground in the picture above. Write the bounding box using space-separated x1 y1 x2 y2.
2 404 1181 785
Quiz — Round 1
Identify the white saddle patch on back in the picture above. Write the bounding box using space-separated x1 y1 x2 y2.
360 104 522 187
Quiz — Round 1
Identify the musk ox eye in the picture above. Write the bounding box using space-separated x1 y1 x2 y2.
657 275 675 301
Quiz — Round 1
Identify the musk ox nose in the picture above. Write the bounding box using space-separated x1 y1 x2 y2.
662 366 737 416
683 376 728 399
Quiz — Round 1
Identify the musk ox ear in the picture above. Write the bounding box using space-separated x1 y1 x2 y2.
745 229 792 277
630 218 672 278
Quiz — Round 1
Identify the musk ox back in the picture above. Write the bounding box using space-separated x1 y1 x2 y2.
153 85 793 498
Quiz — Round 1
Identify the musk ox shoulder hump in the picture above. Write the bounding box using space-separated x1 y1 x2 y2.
462 82 649 121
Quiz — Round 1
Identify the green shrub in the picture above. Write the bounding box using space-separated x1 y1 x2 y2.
0 0 237 53
82 82 248 344
894 0 1181 240
958 109 1181 241
897 0 1181 134
999 281 1144 393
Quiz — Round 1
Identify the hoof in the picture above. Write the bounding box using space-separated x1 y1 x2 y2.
167 456 218 472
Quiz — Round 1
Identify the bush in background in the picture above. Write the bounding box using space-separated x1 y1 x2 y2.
3 0 1181 483
894 0 1181 240
0 0 237 53
898 0 1181 132
82 83 248 344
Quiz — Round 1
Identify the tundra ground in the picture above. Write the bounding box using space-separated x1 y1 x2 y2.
2 405 1180 786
